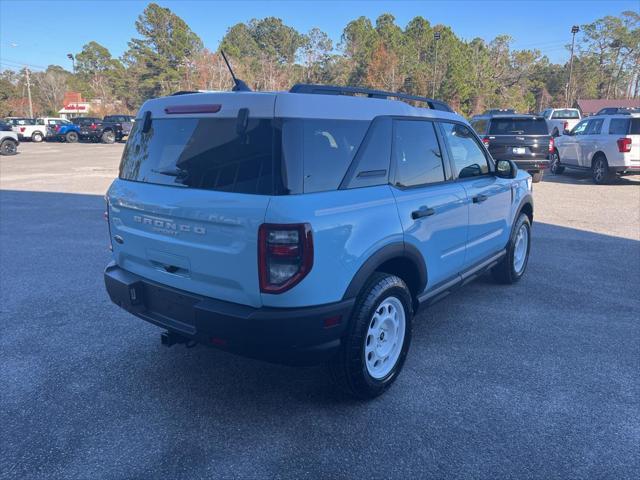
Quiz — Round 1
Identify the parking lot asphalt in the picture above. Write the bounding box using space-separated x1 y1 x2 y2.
1 143 639 479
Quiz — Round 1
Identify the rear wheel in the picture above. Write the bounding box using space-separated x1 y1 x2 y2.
0 139 18 155
592 155 613 185
329 272 412 399
65 131 78 143
31 131 44 143
550 150 564 174
492 213 531 284
102 130 116 144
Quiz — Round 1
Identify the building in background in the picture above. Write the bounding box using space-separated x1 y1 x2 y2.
574 98 640 117
58 92 90 119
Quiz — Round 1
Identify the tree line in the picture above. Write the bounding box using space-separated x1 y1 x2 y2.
1 3 638 118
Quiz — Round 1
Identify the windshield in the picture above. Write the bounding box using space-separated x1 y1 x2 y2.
489 118 548 135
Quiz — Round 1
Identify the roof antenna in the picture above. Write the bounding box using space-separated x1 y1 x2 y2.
220 50 251 92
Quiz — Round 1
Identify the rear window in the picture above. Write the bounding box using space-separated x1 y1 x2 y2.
551 109 580 119
119 117 370 195
489 118 548 135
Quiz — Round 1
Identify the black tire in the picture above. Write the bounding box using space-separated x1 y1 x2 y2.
31 131 44 143
101 130 116 144
0 138 18 155
531 171 544 183
65 131 78 143
492 213 531 284
592 154 613 185
329 272 413 399
550 150 564 174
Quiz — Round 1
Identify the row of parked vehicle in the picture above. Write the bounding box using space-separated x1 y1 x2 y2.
3 115 135 145
469 106 639 184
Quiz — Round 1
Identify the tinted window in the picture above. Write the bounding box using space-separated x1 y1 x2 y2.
342 117 392 189
488 118 548 135
470 119 488 135
585 119 603 135
551 109 580 119
630 119 640 135
441 122 489 179
120 118 286 195
392 120 445 187
282 119 369 193
609 119 630 135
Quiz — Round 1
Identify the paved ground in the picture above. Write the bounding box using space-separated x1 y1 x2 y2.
1 142 639 479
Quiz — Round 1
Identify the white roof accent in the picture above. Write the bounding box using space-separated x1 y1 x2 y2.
138 91 466 123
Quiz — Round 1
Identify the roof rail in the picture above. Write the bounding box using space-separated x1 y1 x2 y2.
170 90 200 96
289 84 453 112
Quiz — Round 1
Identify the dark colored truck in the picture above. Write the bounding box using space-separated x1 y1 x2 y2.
71 115 133 143
470 114 552 182
103 115 134 142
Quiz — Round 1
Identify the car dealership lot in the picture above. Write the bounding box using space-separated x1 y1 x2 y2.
1 143 639 479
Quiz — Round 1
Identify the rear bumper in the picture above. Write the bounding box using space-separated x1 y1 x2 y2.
104 262 354 365
611 165 640 174
513 159 550 172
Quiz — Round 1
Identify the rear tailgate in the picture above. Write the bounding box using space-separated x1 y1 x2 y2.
107 93 277 308
487 117 550 160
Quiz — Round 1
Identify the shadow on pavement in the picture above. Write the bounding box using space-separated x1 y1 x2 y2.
541 168 640 186
1 189 638 479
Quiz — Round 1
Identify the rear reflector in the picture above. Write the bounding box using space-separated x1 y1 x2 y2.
164 104 222 114
323 315 342 328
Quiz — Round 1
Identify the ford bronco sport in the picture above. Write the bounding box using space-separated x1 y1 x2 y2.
104 84 534 398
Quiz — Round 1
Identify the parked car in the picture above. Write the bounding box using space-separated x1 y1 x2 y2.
6 117 46 142
540 108 581 136
71 116 104 142
470 113 551 182
0 123 19 155
595 107 640 116
551 112 640 184
104 84 534 398
102 114 135 142
36 117 81 143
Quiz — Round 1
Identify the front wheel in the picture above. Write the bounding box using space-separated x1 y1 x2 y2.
492 213 531 284
0 139 18 155
329 273 412 399
31 131 44 143
65 131 78 143
101 130 116 144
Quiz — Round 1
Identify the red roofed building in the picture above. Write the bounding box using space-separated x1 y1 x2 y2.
574 98 640 116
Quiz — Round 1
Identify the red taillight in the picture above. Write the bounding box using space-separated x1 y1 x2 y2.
54 125 60 132
90 123 97 130
20 127 26 132
563 121 569 131
549 136 554 153
617 137 632 153
482 137 490 148
258 223 313 294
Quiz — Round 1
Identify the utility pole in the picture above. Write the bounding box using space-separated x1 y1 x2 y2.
25 67 33 118
432 30 441 98
565 25 579 107
67 53 79 118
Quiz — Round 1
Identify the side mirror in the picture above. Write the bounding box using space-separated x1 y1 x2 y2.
495 159 518 179
563 129 572 136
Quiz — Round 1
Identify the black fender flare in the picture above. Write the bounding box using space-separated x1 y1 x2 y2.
515 193 534 225
342 242 427 300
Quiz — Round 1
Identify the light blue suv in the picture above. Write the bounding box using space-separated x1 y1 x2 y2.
104 84 533 398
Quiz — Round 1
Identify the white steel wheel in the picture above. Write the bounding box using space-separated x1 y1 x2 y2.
365 296 406 379
513 223 529 275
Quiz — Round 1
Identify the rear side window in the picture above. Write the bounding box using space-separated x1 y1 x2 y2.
609 119 630 135
120 118 286 195
631 119 640 135
470 119 488 135
489 118 548 135
282 119 369 193
551 109 580 119
440 122 490 179
392 120 445 187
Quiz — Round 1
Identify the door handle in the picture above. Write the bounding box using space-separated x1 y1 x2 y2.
411 207 436 219
473 194 488 204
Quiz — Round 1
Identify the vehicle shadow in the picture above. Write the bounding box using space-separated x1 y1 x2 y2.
2 188 639 478
541 169 640 186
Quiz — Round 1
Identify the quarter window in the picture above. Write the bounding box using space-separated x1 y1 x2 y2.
440 122 490 179
608 119 630 135
392 120 445 187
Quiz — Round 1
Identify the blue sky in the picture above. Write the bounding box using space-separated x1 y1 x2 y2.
0 0 636 72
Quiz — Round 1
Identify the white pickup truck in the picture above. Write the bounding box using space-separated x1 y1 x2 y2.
540 108 582 137
6 117 47 142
